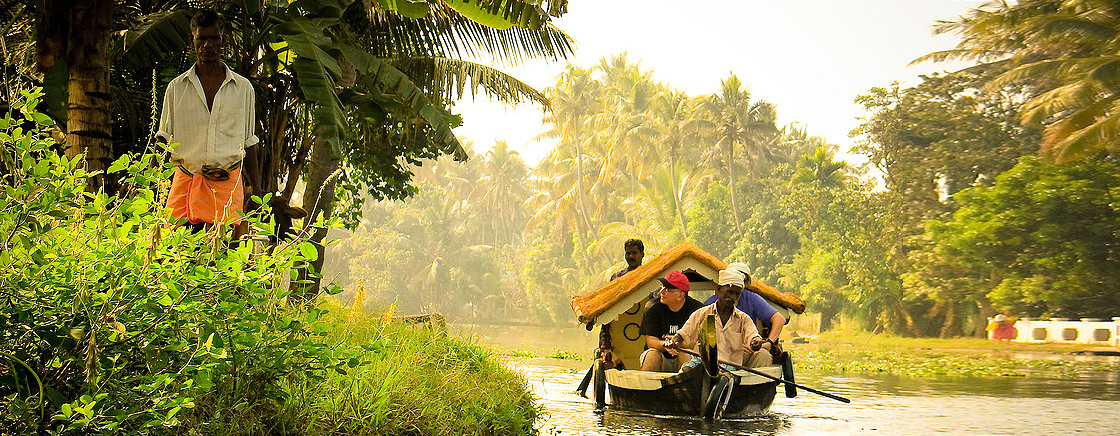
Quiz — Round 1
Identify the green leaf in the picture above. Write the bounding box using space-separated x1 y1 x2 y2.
298 241 318 261
379 0 430 18
272 13 347 138
442 0 546 30
30 112 55 127
116 10 192 67
107 155 131 174
30 249 46 265
338 44 466 160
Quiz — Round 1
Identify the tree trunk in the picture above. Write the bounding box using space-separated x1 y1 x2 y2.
292 130 339 302
669 138 688 239
939 301 958 338
64 0 113 193
726 136 743 238
572 119 595 275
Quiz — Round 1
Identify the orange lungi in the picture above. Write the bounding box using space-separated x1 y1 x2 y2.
166 166 244 225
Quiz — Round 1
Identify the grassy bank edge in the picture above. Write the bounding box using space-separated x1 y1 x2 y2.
269 304 542 436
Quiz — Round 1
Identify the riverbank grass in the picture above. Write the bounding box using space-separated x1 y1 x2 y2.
275 304 540 436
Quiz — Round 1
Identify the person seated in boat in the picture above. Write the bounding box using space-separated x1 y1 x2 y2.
638 270 705 372
671 268 773 370
701 262 786 358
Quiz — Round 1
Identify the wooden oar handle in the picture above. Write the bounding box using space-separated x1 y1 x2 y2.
677 348 851 404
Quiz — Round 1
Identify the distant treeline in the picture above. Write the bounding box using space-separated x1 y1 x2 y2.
328 1 1120 337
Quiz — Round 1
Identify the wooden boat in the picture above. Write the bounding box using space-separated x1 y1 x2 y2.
571 242 806 418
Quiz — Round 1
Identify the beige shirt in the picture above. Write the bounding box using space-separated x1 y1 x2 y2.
157 63 258 174
677 303 763 366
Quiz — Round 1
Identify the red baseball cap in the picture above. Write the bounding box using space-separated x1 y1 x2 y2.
657 270 690 292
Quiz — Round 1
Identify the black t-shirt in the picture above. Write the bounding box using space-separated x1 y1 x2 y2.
640 296 704 356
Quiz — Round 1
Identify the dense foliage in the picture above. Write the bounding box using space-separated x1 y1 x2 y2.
0 90 542 435
917 156 1120 319
0 90 343 433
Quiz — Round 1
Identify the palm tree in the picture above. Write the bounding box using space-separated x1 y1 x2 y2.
534 65 601 274
472 140 530 247
627 89 712 239
702 74 780 238
791 145 852 188
32 0 114 192
917 0 1120 162
590 54 660 203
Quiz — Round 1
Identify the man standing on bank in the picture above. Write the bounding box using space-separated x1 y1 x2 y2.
158 10 258 232
638 270 704 372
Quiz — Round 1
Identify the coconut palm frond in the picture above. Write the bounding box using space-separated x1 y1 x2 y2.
366 3 574 65
1041 97 1120 162
910 48 1011 66
1018 80 1102 125
388 56 548 106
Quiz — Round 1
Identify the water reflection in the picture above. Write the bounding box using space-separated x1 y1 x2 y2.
598 409 789 436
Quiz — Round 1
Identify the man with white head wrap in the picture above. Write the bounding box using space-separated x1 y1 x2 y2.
701 262 787 357
668 268 773 369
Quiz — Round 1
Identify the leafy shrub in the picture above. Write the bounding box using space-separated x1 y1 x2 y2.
0 89 351 434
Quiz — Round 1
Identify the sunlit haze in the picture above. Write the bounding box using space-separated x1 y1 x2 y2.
453 0 985 167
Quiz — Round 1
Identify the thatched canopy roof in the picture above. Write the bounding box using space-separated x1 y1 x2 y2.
570 242 806 327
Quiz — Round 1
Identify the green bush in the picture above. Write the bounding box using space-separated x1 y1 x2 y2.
0 89 352 434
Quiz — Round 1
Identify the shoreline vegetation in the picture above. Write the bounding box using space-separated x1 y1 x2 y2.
0 94 540 435
791 331 1120 379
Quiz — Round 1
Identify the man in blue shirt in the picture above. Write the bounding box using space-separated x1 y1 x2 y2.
702 262 787 356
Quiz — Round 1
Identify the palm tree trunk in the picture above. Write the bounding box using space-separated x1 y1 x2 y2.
669 139 689 239
65 0 113 193
572 120 595 274
293 129 339 302
726 138 743 238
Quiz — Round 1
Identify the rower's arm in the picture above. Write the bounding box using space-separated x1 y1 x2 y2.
767 312 787 342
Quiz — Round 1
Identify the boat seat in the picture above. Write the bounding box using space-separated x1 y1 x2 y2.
604 369 682 390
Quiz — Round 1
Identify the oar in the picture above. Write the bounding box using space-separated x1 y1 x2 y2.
575 365 594 397
676 348 851 404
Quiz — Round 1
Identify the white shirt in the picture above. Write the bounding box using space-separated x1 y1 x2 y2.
157 63 258 174
677 303 763 366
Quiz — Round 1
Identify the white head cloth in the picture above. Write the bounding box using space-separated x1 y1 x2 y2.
727 262 751 276
717 269 746 287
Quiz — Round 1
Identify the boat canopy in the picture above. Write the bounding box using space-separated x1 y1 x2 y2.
570 242 806 328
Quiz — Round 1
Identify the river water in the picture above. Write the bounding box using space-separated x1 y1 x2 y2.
453 324 1120 436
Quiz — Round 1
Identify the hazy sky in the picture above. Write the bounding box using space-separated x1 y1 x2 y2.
452 0 986 166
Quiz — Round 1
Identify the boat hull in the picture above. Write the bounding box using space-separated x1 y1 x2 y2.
605 364 780 417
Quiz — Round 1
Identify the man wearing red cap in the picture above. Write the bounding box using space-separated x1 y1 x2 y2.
638 270 704 372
